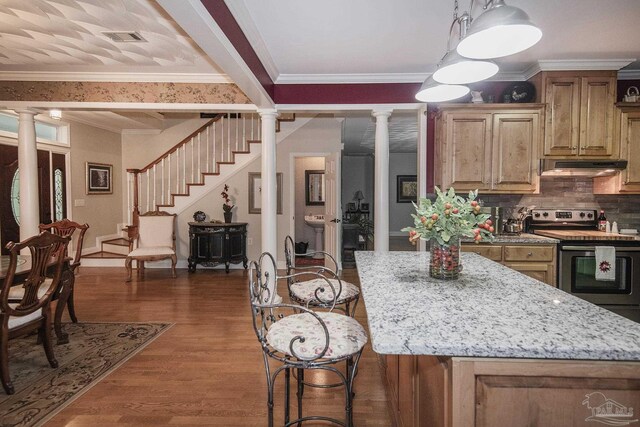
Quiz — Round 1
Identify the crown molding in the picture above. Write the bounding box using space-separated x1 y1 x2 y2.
64 115 123 134
618 69 640 80
0 71 232 83
276 103 424 112
536 59 635 72
275 73 430 84
224 0 280 82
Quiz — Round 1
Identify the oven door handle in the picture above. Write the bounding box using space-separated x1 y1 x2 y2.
562 246 640 252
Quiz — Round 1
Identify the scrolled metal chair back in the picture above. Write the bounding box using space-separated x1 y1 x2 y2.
249 252 333 362
2 232 70 316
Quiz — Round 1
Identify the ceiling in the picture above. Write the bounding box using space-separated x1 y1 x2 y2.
343 113 418 154
0 0 226 78
231 0 640 82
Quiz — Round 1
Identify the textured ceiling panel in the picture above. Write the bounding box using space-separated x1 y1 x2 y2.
343 114 417 154
0 0 222 73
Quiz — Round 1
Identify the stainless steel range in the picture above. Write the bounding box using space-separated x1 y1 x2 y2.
529 208 640 322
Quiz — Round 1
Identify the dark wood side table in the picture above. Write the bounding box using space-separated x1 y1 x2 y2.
187 222 248 273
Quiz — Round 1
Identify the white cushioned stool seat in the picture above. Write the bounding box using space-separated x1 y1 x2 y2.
128 246 175 257
290 279 360 304
266 311 367 359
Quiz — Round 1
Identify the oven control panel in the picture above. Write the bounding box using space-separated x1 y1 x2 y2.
531 209 597 223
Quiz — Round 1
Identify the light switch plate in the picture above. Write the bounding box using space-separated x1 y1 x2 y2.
74 199 85 207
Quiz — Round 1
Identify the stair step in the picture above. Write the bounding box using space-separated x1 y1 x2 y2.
102 238 130 246
82 251 127 259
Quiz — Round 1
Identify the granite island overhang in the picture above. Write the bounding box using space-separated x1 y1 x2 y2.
355 251 640 427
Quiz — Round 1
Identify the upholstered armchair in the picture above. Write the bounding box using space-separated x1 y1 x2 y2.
125 211 177 282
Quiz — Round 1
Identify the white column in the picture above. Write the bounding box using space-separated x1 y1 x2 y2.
373 109 392 252
258 109 281 301
417 106 428 252
15 109 40 243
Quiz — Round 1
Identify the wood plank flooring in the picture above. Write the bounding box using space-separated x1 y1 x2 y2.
44 267 392 426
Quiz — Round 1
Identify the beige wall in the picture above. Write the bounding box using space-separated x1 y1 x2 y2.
294 157 325 246
69 121 122 249
176 117 342 266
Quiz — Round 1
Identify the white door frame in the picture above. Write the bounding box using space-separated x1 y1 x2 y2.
288 151 333 254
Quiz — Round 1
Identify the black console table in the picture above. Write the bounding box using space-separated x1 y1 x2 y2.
188 222 248 273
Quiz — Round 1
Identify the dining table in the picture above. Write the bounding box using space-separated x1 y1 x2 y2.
0 254 75 344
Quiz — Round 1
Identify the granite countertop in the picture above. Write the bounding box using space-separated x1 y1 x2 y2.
355 251 640 361
462 233 559 244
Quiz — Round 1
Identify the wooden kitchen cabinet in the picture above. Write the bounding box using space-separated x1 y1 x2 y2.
594 105 640 194
462 242 557 286
434 104 543 194
535 71 617 158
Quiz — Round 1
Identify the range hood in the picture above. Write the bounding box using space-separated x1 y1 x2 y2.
540 159 627 177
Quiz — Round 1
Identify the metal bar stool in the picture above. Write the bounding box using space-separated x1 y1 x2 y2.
284 236 360 317
249 252 368 427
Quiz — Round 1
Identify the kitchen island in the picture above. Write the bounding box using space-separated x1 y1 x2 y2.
355 251 640 427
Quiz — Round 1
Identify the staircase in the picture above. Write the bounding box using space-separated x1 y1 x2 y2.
82 112 298 265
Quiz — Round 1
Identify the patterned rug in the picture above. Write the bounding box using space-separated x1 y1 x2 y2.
0 322 172 427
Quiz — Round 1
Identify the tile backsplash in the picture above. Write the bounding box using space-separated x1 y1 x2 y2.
479 177 640 230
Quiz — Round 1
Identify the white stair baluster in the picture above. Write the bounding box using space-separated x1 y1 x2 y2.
146 169 150 213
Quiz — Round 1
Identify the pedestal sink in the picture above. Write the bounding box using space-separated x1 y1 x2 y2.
304 215 325 259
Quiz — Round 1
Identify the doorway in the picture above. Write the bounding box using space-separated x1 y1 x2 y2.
0 144 68 254
292 156 326 266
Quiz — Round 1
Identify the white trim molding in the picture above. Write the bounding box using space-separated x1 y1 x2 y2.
0 101 258 112
0 71 232 83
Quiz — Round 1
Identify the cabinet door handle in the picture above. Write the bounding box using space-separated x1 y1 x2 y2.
527 252 533 257
571 146 578 151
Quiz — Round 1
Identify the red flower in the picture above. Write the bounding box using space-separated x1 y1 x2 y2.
599 261 611 273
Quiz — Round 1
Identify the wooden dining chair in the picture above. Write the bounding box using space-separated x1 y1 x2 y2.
39 219 89 323
1 231 70 394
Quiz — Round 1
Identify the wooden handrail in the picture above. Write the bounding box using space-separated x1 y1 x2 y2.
136 117 218 173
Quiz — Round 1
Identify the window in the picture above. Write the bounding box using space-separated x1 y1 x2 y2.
0 112 68 146
10 169 20 225
54 169 64 221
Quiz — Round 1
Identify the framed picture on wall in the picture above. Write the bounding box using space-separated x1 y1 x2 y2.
86 162 112 194
248 172 283 214
360 202 370 212
397 175 417 203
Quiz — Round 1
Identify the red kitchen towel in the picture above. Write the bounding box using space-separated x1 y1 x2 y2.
595 246 616 281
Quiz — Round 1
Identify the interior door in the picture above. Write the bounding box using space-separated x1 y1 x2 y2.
324 152 342 269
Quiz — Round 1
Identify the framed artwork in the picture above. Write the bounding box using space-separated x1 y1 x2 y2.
305 170 325 206
248 172 283 214
397 175 417 203
86 162 112 194
360 202 370 212
346 202 356 212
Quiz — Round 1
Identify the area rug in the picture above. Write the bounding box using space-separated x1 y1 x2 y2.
0 322 172 427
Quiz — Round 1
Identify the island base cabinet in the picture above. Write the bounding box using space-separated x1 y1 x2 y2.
387 355 640 427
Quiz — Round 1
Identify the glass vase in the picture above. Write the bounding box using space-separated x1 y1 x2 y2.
429 237 462 280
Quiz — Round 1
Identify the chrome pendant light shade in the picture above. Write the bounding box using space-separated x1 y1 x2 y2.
456 0 542 59
415 76 470 103
432 50 498 84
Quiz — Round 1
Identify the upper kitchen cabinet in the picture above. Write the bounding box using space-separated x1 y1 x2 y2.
434 104 543 194
594 105 640 194
532 71 617 158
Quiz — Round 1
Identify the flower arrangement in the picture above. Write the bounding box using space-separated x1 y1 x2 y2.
401 187 495 246
221 184 234 213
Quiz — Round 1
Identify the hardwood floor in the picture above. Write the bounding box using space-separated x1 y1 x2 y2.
45 266 392 426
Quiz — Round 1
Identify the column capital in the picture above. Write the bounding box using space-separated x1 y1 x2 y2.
372 108 393 119
13 108 39 116
257 108 279 119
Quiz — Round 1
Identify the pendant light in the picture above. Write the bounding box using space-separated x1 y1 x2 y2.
432 50 498 84
415 76 470 103
456 0 542 60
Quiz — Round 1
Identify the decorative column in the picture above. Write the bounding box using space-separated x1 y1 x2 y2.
373 109 392 252
15 109 40 243
258 109 281 301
